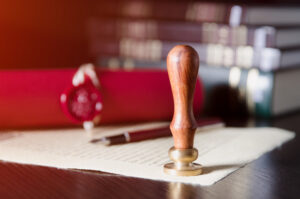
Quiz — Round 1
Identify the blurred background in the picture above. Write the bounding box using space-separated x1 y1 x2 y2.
0 0 92 68
1 0 299 69
1 0 300 119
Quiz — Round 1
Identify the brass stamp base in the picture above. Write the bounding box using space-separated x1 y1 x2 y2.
163 147 203 176
164 162 202 176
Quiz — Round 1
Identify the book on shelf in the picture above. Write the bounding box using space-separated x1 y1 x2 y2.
88 18 300 48
94 1 300 26
97 57 300 118
0 68 203 129
89 38 300 71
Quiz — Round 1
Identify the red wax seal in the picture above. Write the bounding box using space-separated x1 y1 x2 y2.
60 78 102 123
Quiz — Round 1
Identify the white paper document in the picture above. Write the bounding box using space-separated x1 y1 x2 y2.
0 123 295 185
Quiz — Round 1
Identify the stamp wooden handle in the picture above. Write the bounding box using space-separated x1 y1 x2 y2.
167 45 200 149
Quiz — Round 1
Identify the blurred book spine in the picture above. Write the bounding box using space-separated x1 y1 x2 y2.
89 38 300 71
88 18 300 48
94 1 300 26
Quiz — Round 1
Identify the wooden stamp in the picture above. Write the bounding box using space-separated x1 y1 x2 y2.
164 45 202 176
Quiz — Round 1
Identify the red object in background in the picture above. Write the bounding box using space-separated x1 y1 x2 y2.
60 78 103 123
0 68 204 129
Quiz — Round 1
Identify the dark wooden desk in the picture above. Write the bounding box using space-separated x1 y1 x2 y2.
0 113 299 199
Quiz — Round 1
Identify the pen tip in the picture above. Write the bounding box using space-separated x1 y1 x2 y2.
89 137 111 145
89 138 99 143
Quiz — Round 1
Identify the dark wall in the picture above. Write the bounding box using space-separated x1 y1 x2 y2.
0 0 94 69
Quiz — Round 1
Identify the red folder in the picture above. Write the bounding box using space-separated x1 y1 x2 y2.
0 68 204 129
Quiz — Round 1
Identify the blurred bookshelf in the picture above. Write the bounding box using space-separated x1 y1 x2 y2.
86 0 300 118
1 0 300 118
